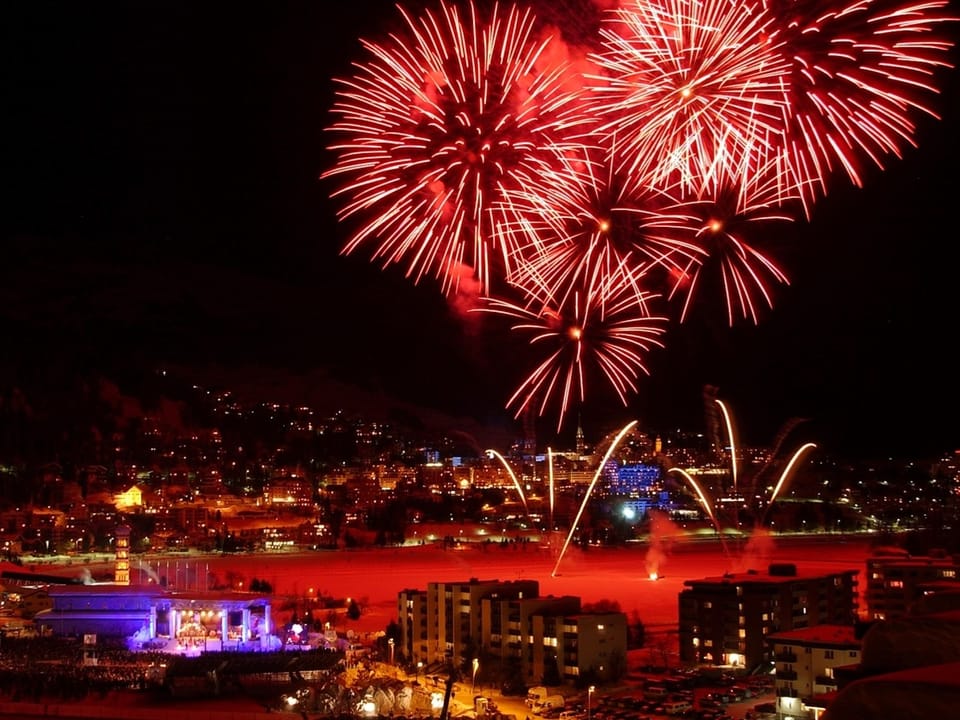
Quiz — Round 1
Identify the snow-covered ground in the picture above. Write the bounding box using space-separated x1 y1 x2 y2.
37 532 873 636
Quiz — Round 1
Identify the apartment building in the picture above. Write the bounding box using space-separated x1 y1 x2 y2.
398 578 627 685
398 578 539 666
678 563 858 670
766 624 861 720
864 549 960 619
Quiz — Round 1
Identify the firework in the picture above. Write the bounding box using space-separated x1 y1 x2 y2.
323 0 588 296
664 144 800 325
765 0 958 212
324 0 957 425
495 146 704 311
588 0 793 193
479 272 668 431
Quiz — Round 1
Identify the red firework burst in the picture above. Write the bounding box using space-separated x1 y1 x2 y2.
323 0 588 296
495 146 704 310
664 146 800 325
765 0 958 213
479 274 668 431
588 0 793 193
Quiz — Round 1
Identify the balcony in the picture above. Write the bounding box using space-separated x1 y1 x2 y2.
777 669 798 681
774 651 798 662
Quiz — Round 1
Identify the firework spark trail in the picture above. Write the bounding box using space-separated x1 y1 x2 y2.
552 420 639 576
764 0 958 213
588 0 794 194
495 146 705 310
662 140 800 324
479 273 668 431
324 0 957 428
323 0 588 296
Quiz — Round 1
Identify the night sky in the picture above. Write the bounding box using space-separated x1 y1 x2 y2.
4 0 960 459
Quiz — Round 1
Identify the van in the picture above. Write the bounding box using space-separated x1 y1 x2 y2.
643 685 668 701
526 686 549 708
663 700 693 716
533 695 565 715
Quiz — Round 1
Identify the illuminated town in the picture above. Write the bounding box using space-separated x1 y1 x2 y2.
4 0 958 718
0 369 958 720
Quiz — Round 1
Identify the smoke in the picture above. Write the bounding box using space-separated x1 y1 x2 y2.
645 509 681 578
446 262 484 334
733 526 776 573
140 561 161 584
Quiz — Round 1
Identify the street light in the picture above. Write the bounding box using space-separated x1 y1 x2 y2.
472 657 479 693
388 638 395 665
416 661 423 684
587 685 595 720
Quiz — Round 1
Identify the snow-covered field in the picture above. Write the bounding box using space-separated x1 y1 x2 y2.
56 532 874 633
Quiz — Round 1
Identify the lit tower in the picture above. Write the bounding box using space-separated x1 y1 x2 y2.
522 405 536 457
702 384 723 460
114 524 131 585
575 416 585 456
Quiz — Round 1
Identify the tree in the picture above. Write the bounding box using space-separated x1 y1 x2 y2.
581 599 621 613
646 633 674 670
628 610 646 649
347 598 361 620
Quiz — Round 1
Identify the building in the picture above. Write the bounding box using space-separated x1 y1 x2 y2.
820 610 960 720
864 549 960 619
548 610 627 684
678 563 858 670
766 624 861 720
35 584 275 652
482 593 580 683
398 578 628 685
30 525 276 654
398 578 538 666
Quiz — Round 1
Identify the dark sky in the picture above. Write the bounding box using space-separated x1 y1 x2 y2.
3 0 959 459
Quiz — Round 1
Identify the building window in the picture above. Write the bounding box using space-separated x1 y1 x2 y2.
825 650 834 659
889 580 904 588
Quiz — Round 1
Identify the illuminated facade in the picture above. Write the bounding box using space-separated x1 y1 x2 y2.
35 584 274 652
865 550 960 619
398 579 628 684
114 524 131 585
767 625 861 720
679 564 859 670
